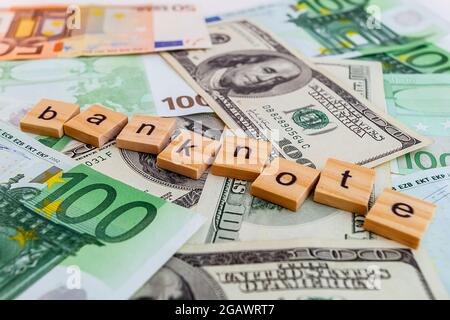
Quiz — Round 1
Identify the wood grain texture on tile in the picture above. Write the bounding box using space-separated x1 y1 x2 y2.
313 158 376 215
211 135 272 181
20 99 80 138
63 104 128 148
364 188 436 249
157 129 221 180
116 115 176 154
251 157 320 211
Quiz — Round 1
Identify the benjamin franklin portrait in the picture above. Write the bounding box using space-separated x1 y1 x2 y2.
196 50 312 98
131 258 226 300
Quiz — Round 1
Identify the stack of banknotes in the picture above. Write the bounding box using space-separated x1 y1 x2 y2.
0 0 449 300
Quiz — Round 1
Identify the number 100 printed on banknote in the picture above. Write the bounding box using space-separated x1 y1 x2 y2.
0 121 205 299
163 20 431 169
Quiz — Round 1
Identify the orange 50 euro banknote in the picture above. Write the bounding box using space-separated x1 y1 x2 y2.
0 3 211 60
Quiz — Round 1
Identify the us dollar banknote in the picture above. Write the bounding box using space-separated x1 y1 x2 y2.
162 20 430 170
132 239 448 300
63 114 224 208
190 59 390 244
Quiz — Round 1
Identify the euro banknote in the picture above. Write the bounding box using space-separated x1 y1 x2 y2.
190 58 390 244
162 20 430 170
0 4 211 61
0 121 205 299
361 41 450 74
0 54 213 150
392 167 450 294
384 73 450 136
208 0 450 58
392 136 450 175
132 239 448 300
384 73 450 174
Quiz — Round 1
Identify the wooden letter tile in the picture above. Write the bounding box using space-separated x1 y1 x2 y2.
364 188 436 249
313 158 376 215
116 115 176 154
211 136 272 181
20 99 80 138
251 157 320 211
156 130 221 180
63 104 128 148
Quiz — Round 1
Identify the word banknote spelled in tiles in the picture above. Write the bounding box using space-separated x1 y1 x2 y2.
19 99 437 248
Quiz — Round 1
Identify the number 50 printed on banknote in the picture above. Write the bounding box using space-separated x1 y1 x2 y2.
162 20 431 170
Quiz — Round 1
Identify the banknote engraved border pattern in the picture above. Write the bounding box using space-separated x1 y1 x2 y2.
175 247 435 299
312 71 421 150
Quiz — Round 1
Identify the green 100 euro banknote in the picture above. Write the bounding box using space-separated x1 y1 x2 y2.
384 74 450 174
211 0 449 58
361 41 450 74
0 122 204 299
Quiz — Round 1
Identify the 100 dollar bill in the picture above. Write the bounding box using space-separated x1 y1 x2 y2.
67 59 388 212
163 20 430 170
132 239 448 300
0 122 204 299
190 58 390 244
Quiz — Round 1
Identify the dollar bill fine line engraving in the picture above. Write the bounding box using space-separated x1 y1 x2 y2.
163 20 431 170
132 240 448 300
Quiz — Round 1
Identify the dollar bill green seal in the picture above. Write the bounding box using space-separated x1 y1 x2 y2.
292 108 329 130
